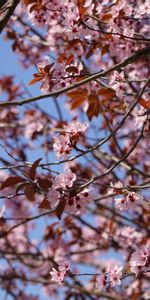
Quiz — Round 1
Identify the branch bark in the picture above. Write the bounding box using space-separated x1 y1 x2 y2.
0 44 150 107
0 0 20 34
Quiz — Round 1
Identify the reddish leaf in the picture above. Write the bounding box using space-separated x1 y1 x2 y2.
139 98 150 109
44 223 58 240
55 199 66 220
29 3 42 13
87 95 100 120
77 0 87 18
70 97 86 110
16 182 29 194
29 158 42 180
38 198 51 209
101 45 110 56
67 88 88 109
28 77 42 85
12 41 18 52
98 88 116 98
37 178 52 190
1 176 25 190
23 0 37 4
24 185 35 202
67 88 88 99
7 31 16 39
101 13 112 22
66 66 79 74
66 55 74 65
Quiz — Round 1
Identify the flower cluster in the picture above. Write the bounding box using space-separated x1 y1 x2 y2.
111 182 144 211
95 265 123 290
53 120 88 159
52 168 76 189
29 56 83 93
50 261 70 285
130 244 150 275
47 185 92 215
1 0 150 299
115 191 143 211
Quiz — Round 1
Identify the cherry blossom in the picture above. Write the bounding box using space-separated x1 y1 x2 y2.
130 244 150 275
53 134 72 159
109 71 126 98
53 120 88 158
50 268 65 285
53 168 76 189
65 189 93 215
109 265 123 287
115 192 143 211
95 273 107 290
47 188 60 209
50 260 70 285
64 120 88 135
0 0 150 299
133 107 147 129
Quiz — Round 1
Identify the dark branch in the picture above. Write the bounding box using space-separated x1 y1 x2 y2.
0 0 20 34
0 44 150 107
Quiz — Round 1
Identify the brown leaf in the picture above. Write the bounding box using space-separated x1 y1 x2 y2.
98 88 115 98
16 182 30 194
24 185 35 202
55 199 66 220
77 0 87 18
66 55 74 65
38 198 51 209
44 223 58 240
7 31 16 39
29 158 42 181
23 0 37 4
66 66 79 74
139 98 150 109
67 88 88 99
87 95 100 120
70 97 85 110
67 88 88 109
28 76 42 86
101 45 109 56
1 176 25 190
37 178 52 190
101 13 112 22
12 41 18 52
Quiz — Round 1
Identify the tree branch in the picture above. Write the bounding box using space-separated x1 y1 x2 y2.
0 0 20 34
0 44 150 107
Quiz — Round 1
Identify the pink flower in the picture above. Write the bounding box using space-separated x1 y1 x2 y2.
25 122 43 139
143 290 150 300
65 189 93 215
50 268 65 285
109 265 123 287
64 120 88 135
115 192 143 211
53 168 76 189
110 181 124 194
58 260 70 273
109 71 126 98
95 273 107 290
53 121 88 158
130 244 150 275
50 260 70 285
110 71 125 85
47 188 60 208
133 107 147 129
53 134 72 159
